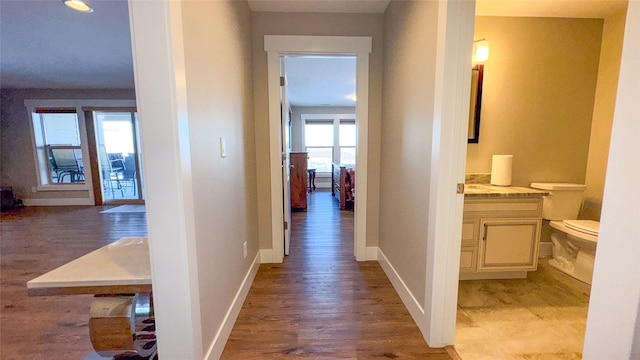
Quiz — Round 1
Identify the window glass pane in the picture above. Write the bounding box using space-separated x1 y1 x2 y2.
305 123 333 146
339 123 356 146
340 147 356 165
103 119 134 154
42 113 80 146
306 147 333 173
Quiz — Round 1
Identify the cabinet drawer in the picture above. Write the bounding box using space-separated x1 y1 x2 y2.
464 198 542 217
461 220 479 247
460 247 476 272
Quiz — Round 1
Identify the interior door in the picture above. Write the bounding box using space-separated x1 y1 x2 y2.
281 58 292 256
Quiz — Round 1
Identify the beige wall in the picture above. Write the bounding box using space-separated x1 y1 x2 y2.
467 17 603 187
180 0 257 353
251 12 383 249
290 106 355 152
0 88 135 200
379 0 439 306
582 9 627 221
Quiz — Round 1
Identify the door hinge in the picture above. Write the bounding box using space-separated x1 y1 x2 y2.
280 76 285 86
284 221 288 230
456 183 465 194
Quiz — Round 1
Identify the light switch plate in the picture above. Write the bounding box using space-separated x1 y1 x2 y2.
220 137 227 158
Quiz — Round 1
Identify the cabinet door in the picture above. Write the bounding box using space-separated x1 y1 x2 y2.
477 218 541 272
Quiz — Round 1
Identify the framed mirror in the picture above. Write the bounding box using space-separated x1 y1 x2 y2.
468 64 484 143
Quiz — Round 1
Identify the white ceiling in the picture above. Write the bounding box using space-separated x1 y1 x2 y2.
476 0 627 18
0 0 627 101
0 0 133 89
285 56 356 107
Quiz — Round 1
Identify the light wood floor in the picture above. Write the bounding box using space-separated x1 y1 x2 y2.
1 193 455 359
222 190 454 359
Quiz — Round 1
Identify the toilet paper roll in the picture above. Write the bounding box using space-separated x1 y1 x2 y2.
490 155 513 186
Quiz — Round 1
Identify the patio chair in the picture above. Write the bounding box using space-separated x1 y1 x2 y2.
49 147 83 183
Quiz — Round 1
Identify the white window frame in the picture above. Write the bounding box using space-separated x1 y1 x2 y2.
302 113 356 173
25 99 136 192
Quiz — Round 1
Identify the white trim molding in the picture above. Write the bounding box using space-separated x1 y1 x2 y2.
264 35 372 263
129 1 204 358
365 246 379 261
424 0 476 347
22 197 94 206
378 248 425 330
265 35 372 53
259 249 274 264
204 252 261 360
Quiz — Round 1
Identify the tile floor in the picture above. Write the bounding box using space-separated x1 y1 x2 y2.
455 259 591 360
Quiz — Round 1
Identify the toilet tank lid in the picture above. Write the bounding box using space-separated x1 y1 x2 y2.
530 183 586 191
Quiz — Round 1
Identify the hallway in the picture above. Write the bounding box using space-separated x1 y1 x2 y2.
222 190 456 359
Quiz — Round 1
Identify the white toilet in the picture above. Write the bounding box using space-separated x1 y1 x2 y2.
530 183 599 284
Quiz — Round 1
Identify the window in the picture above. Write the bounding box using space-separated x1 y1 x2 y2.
304 120 334 172
339 120 356 165
303 114 356 172
31 109 85 185
26 99 136 195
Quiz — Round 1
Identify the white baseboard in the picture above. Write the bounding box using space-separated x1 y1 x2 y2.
538 242 553 258
23 198 93 206
259 249 274 263
377 248 425 324
365 246 379 261
204 251 260 360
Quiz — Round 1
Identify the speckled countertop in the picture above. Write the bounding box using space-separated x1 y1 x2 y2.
464 184 550 197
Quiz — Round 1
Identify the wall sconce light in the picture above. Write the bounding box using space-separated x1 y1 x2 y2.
62 0 94 13
473 39 490 64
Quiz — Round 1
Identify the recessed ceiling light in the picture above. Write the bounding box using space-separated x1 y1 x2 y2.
63 0 94 13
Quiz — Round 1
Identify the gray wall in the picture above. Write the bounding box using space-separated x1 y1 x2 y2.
252 12 383 250
467 17 603 187
0 88 135 201
379 0 440 307
290 106 355 151
583 10 626 220
180 0 257 353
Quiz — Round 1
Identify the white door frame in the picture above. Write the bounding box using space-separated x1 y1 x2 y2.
265 35 372 263
423 0 475 347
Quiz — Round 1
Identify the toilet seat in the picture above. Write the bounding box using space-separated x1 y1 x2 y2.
549 220 598 243
563 220 599 236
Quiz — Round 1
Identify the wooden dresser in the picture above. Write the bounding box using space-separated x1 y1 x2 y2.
290 152 308 211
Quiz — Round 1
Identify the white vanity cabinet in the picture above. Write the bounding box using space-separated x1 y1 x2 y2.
460 195 543 280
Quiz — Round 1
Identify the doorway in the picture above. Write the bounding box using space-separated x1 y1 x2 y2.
264 35 373 263
93 110 145 204
282 55 358 257
454 10 626 359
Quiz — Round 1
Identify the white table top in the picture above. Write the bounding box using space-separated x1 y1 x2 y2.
27 237 152 296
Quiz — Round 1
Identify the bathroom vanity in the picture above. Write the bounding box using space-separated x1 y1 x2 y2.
460 184 549 280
